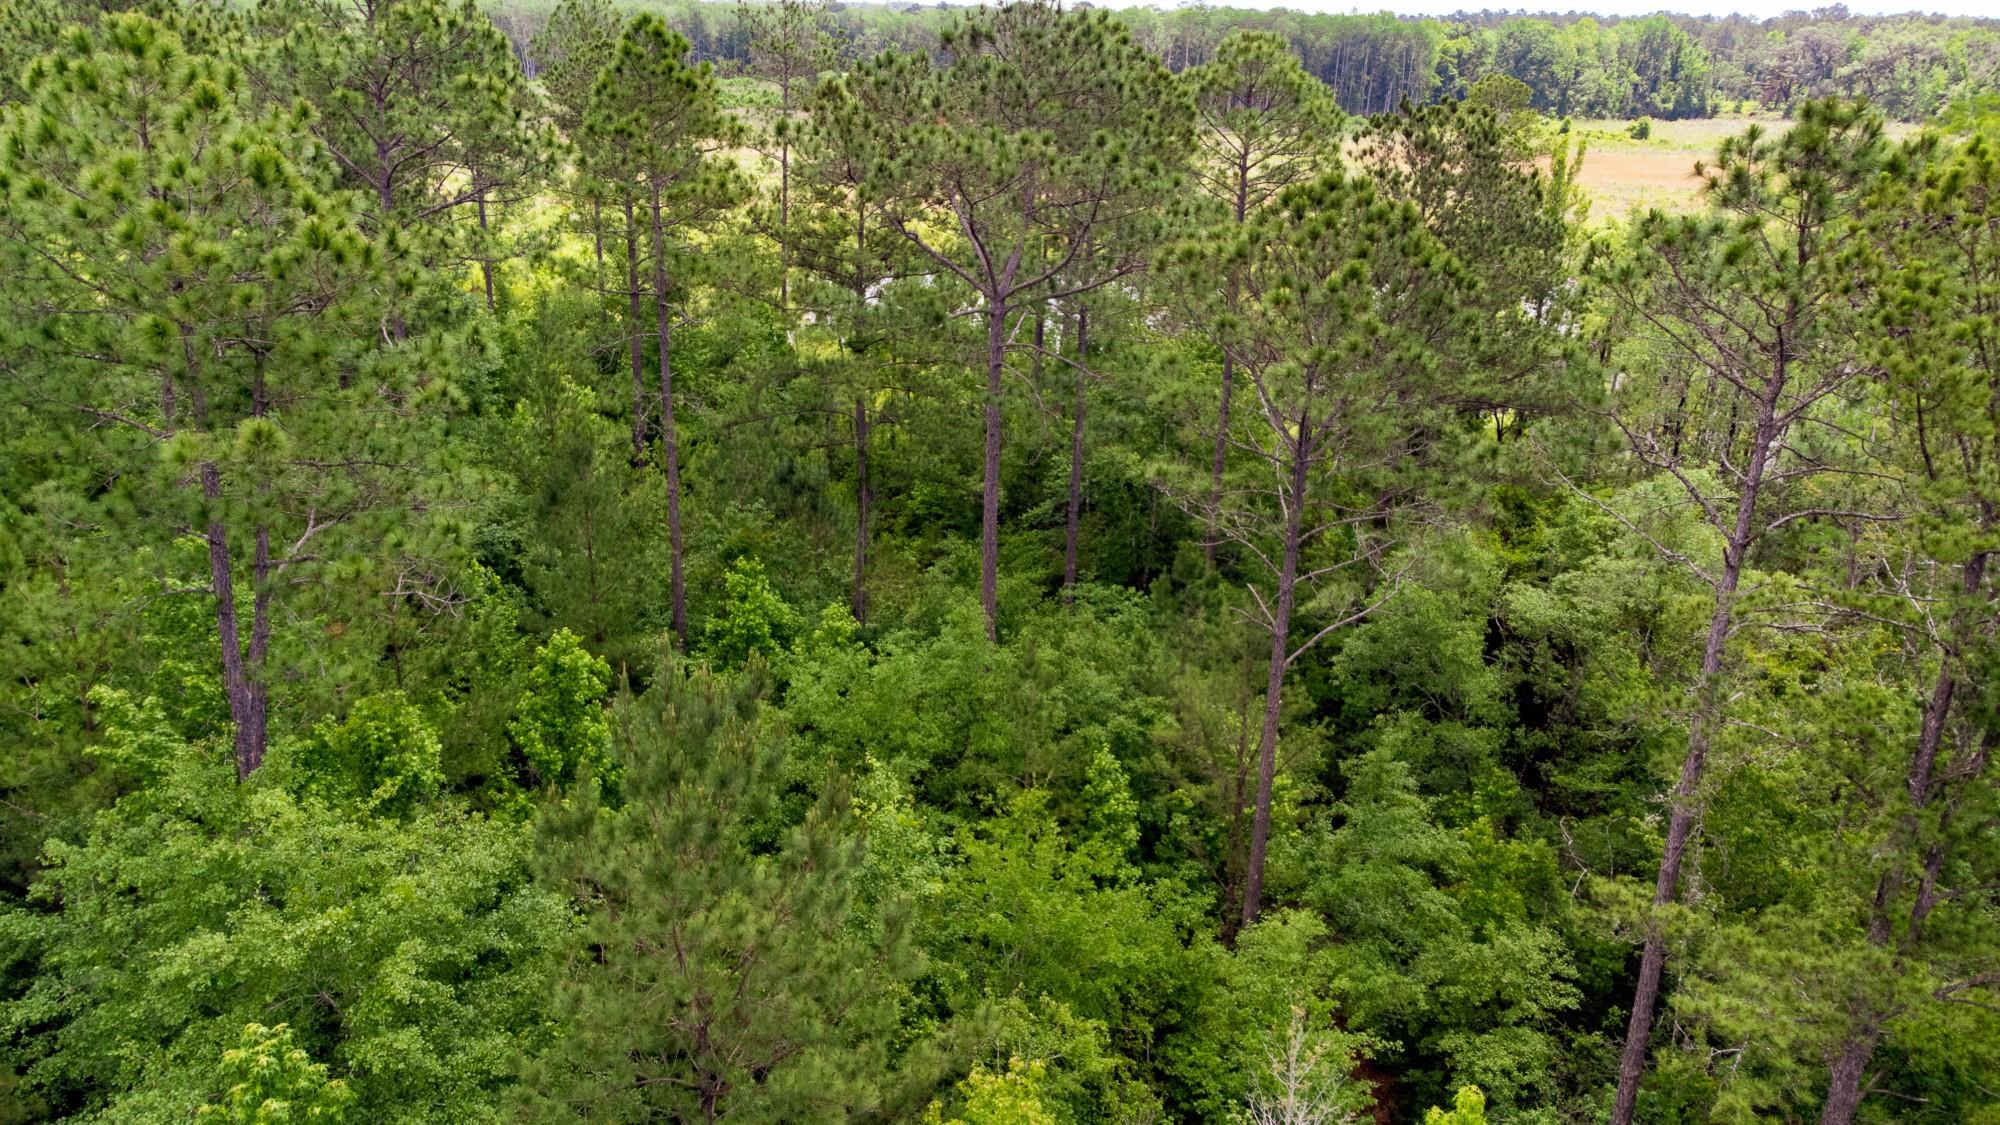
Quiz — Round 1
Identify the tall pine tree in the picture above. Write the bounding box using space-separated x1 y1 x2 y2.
849 0 1190 637
0 13 444 776
576 15 746 647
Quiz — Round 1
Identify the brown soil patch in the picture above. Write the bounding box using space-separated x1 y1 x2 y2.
1576 149 1704 192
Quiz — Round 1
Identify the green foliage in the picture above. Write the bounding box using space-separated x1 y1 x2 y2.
1424 1085 1490 1125
782 594 1167 813
1307 749 1579 1116
506 628 611 790
5 0 2000 1121
1160 910 1368 1123
289 693 444 815
701 557 800 666
2 757 563 1122
0 9 477 776
927 788 1212 1025
922 1058 1059 1125
195 1024 352 1124
529 0 619 135
1184 29 1343 223
83 686 193 786
523 666 948 1121
246 0 558 320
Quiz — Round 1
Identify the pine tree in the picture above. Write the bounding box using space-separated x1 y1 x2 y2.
739 0 837 313
576 15 746 648
1794 127 2000 1125
525 667 940 1122
1587 101 1889 1125
1182 31 1343 562
0 14 427 776
245 0 557 328
529 0 618 137
530 0 620 324
1159 173 1476 926
848 0 1191 638
1356 95 1578 431
787 73 924 624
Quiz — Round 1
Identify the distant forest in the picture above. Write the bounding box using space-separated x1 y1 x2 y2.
483 2 2000 120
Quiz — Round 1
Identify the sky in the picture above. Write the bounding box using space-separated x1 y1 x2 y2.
1077 0 1994 17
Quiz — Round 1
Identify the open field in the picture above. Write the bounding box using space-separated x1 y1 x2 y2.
1565 115 1918 222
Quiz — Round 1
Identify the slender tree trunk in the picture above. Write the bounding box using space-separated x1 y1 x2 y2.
1208 161 1251 567
853 395 871 625
651 188 688 648
1208 351 1233 566
1904 556 1986 804
201 463 264 779
1817 549 1990 1125
244 361 273 774
1063 305 1089 600
778 112 791 313
1612 401 1778 1125
980 303 1005 641
850 203 872 626
477 191 496 311
1031 310 1046 396
592 196 605 274
1241 417 1311 929
625 196 648 462
1218 696 1255 946
379 171 407 342
247 523 273 765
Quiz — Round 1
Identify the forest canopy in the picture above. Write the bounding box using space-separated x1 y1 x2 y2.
1 0 1998 1124
480 1 2000 122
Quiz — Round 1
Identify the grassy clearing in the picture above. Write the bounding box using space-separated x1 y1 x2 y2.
1564 115 1918 222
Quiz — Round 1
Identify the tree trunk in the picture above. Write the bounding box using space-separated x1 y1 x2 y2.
1063 305 1089 600
850 200 872 627
651 187 688 649
980 303 1005 641
1031 309 1046 395
477 190 496 311
1218 697 1254 947
1241 417 1311 929
592 196 605 275
1611 401 1778 1125
379 170 407 342
201 463 264 779
625 196 648 462
248 522 273 764
1819 1031 1879 1125
853 395 871 626
1208 350 1233 567
1208 159 1249 567
1816 549 1990 1125
778 124 791 314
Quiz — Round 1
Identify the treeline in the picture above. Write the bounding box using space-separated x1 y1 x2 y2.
1 0 1998 1123
484 0 2000 120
